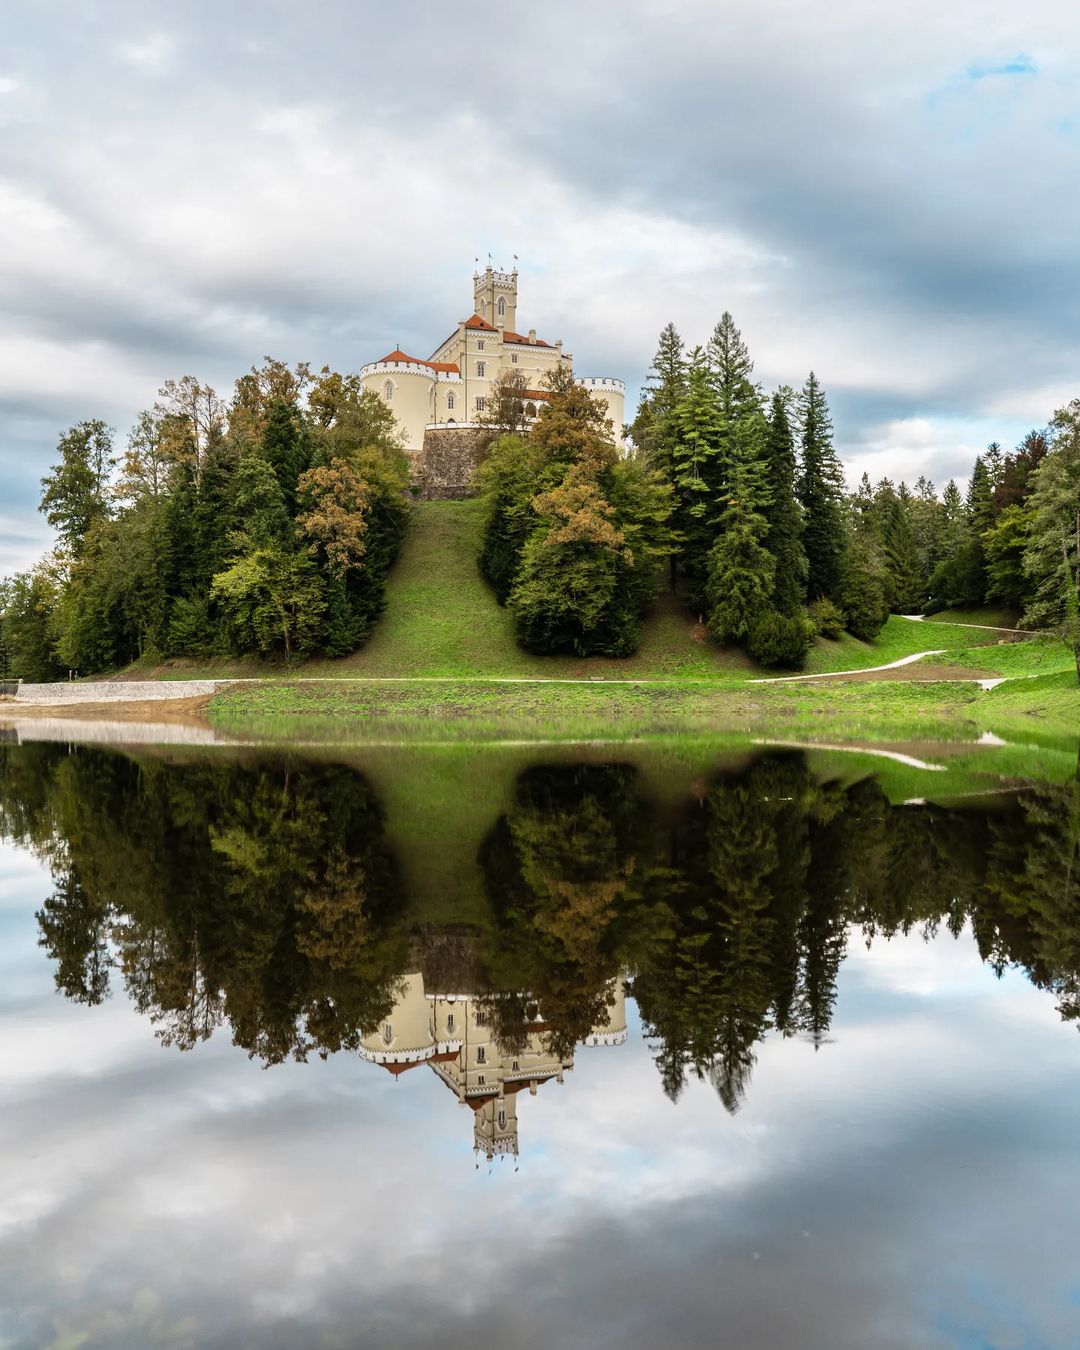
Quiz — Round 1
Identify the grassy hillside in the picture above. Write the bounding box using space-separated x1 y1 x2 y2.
332 498 751 679
131 499 1065 688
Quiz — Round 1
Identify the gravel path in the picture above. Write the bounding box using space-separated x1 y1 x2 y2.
750 650 949 684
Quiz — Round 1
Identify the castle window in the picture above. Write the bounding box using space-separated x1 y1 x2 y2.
382 1023 393 1045
512 1060 520 1071
477 1075 486 1086
383 381 393 403
446 1012 455 1033
511 354 518 364
475 1010 487 1027
475 397 486 412
476 361 485 378
476 1046 486 1064
498 1109 507 1129
447 392 454 411
497 297 505 317
476 340 484 351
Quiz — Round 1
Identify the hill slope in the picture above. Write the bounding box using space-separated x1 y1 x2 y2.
337 498 753 679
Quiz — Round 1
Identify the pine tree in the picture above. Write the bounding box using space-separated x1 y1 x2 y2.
262 399 311 514
631 323 687 476
706 312 760 425
761 390 807 616
670 348 724 586
704 412 773 642
796 373 845 601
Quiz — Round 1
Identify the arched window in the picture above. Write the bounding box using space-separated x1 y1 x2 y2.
383 380 393 403
498 1109 507 1130
476 1046 486 1064
446 392 454 411
382 1023 393 1045
446 1012 455 1033
497 296 505 317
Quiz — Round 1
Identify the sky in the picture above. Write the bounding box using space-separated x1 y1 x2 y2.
2 0 1079 574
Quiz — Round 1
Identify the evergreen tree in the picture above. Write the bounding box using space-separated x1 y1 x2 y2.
704 413 773 642
795 373 845 602
670 348 724 586
761 390 807 616
630 322 687 476
261 398 311 514
1023 400 1080 628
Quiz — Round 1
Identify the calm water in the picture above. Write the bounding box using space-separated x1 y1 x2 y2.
2 741 1079 1349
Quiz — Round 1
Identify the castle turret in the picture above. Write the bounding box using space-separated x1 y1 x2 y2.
358 973 438 1075
473 265 518 332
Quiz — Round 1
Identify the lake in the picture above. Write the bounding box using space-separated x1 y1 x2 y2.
2 738 1079 1348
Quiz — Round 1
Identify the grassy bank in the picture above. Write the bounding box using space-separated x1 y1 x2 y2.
207 666 1080 748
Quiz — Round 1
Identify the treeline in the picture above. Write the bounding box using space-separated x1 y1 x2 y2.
631 319 1080 663
0 361 410 679
5 744 1079 1108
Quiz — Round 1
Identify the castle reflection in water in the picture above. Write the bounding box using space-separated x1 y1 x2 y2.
359 973 628 1161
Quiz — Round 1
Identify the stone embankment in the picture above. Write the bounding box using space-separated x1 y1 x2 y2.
11 679 231 704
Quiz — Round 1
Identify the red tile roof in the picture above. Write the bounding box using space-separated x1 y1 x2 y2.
502 329 551 347
380 1060 423 1076
379 349 459 374
465 313 497 330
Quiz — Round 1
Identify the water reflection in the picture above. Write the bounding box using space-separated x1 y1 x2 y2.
2 742 1079 1130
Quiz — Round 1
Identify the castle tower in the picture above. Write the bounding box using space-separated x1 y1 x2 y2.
358 973 437 1073
583 979 629 1047
473 1093 520 1162
473 265 518 332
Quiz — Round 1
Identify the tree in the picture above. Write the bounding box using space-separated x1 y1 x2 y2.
154 376 226 486
706 312 760 425
796 373 845 601
211 544 325 658
40 420 116 556
761 390 807 616
630 322 687 476
704 414 774 642
297 459 372 578
261 398 311 512
670 348 724 586
479 367 534 440
984 506 1034 611
1023 401 1080 629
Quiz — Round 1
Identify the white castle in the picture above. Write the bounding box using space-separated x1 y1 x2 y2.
359 971 628 1162
359 266 625 472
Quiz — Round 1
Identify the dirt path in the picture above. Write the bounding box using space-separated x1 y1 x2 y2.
750 650 958 683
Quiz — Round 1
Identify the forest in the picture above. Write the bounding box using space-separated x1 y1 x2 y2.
2 322 1079 675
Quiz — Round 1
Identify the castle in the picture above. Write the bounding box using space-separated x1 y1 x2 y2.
358 971 628 1162
359 266 625 495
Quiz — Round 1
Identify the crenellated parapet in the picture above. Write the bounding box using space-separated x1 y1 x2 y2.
576 376 626 393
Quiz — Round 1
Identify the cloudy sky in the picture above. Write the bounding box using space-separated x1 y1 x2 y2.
2 1 1078 573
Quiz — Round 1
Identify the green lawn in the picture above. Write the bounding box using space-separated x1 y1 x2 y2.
929 605 1025 629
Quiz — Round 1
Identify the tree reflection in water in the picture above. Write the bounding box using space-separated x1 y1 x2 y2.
2 742 1079 1144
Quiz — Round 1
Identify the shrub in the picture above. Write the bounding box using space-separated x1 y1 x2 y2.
808 596 845 639
748 610 815 669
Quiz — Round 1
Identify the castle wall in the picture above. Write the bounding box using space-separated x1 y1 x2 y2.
418 425 491 498
576 377 626 446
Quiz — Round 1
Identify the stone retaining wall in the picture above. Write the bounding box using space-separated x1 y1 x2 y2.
417 426 491 499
